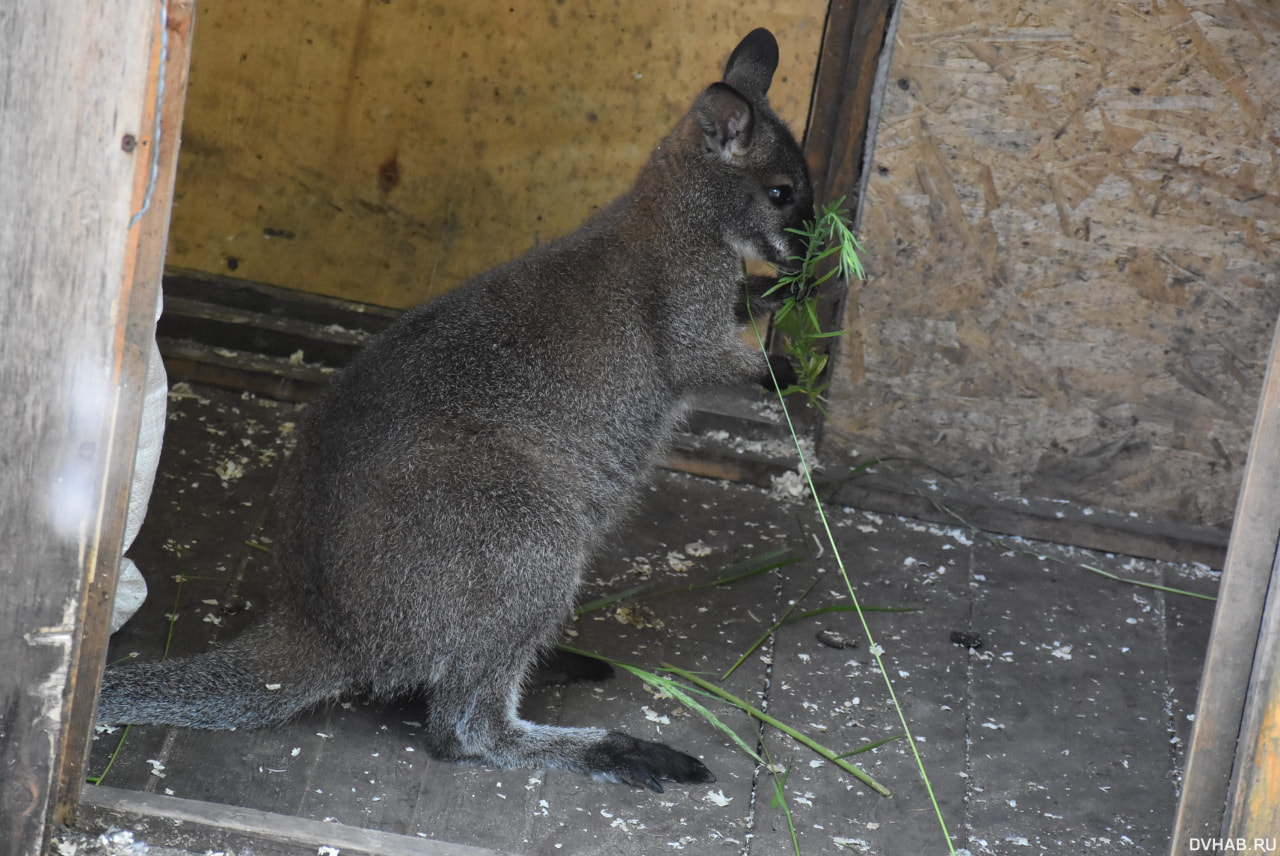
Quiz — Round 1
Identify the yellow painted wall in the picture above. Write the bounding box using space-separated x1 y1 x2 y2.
166 0 828 308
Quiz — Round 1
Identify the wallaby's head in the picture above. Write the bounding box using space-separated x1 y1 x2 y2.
673 28 814 271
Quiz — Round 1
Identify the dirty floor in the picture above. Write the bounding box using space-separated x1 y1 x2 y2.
88 382 1219 855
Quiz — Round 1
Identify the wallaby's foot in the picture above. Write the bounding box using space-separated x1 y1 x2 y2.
588 731 716 792
529 648 615 687
427 669 713 791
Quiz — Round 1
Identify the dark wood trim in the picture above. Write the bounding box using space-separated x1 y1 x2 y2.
793 0 899 411
1173 311 1280 849
824 470 1228 571
804 0 897 211
155 270 398 403
163 268 400 331
671 429 1227 569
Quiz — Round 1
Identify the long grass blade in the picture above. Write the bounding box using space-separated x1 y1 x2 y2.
759 739 802 855
662 663 892 796
720 576 821 681
746 225 956 848
557 645 764 764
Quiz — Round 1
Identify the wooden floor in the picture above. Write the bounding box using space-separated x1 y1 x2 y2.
86 383 1219 855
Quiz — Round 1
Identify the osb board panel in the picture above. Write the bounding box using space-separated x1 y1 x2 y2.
164 0 827 309
825 0 1280 528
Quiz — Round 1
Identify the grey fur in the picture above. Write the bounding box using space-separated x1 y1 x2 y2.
98 28 813 792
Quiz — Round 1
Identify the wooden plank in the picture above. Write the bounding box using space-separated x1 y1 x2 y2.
0 1 160 853
1226 550 1280 837
162 269 400 331
963 537 1184 849
748 512 970 854
671 431 1228 568
1172 311 1280 849
79 786 512 856
158 340 335 403
828 473 1229 569
56 0 198 824
159 297 371 363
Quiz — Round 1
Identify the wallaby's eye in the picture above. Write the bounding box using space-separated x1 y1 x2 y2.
767 185 793 207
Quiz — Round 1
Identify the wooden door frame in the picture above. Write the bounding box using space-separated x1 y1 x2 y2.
0 1 195 854
52 0 198 829
22 0 1280 849
1171 310 1280 849
800 0 901 444
15 1 896 851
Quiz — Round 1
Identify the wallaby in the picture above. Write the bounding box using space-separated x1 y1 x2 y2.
98 28 814 792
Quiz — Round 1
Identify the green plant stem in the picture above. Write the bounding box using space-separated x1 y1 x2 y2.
559 645 891 795
762 198 864 409
85 725 130 786
557 645 766 765
748 291 955 850
759 738 801 856
661 663 891 796
721 575 820 681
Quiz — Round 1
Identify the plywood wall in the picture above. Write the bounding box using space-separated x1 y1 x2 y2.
825 0 1280 527
165 0 827 308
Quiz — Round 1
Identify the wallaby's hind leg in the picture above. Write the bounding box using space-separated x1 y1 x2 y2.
422 658 714 792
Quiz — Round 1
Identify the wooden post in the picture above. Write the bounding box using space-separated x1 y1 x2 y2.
1172 311 1280 851
54 0 197 826
804 0 898 215
1226 547 1280 838
796 0 898 406
0 1 191 853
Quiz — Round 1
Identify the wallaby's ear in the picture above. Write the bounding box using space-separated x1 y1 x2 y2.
723 28 779 98
697 82 754 159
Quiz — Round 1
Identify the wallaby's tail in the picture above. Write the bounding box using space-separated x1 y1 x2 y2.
96 619 348 729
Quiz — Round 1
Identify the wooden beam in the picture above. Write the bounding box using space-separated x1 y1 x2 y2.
0 1 162 853
79 786 513 856
797 0 897 393
1172 311 1280 850
1226 548 1280 838
55 0 198 826
804 0 897 209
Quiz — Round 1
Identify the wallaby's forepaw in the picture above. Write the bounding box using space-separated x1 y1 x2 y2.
763 353 798 391
738 275 786 322
590 731 716 793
